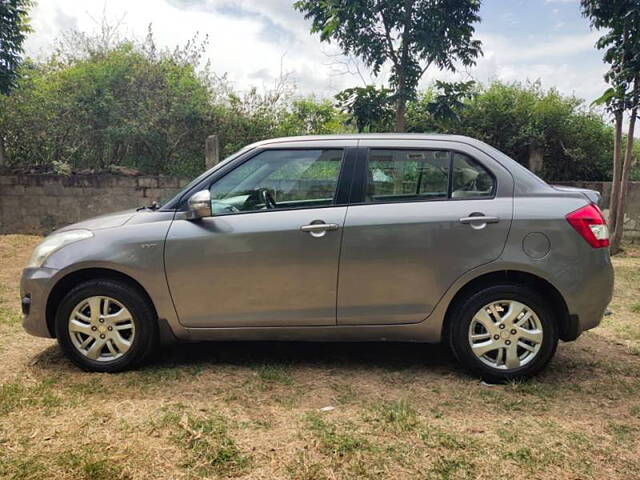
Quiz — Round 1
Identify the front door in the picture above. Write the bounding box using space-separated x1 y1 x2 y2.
337 144 513 325
165 148 350 328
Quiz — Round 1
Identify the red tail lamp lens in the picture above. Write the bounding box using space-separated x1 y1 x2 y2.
566 204 609 248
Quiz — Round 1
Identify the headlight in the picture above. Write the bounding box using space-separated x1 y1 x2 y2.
27 230 93 268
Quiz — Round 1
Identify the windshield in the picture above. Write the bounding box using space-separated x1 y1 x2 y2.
159 147 254 210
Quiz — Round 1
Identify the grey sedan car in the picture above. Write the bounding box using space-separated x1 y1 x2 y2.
21 134 613 382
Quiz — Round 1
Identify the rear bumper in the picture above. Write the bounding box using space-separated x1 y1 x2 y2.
20 267 58 338
566 253 614 337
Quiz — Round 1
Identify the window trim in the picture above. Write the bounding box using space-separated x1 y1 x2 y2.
179 147 355 217
351 147 498 206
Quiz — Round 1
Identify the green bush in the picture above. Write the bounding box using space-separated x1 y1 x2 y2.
0 28 619 181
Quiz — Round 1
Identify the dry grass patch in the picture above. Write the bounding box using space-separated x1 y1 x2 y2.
600 243 640 351
1 235 640 479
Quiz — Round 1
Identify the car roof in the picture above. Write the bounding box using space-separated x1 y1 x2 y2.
248 133 480 148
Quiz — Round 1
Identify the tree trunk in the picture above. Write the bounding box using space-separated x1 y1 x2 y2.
610 107 637 254
610 18 631 239
395 96 406 133
394 65 408 132
0 135 6 168
609 110 624 236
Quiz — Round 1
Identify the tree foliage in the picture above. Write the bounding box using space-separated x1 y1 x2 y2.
407 81 614 181
0 0 32 95
0 40 214 176
335 85 394 132
0 22 620 183
294 0 482 132
424 80 476 130
0 27 348 177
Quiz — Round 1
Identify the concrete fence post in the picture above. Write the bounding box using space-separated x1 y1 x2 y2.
528 143 544 174
205 135 220 170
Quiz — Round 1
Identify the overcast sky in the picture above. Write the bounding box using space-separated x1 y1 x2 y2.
24 0 608 104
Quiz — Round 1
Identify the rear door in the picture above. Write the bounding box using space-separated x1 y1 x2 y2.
337 140 514 325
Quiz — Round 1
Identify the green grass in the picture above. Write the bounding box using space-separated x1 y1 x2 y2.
428 455 476 479
0 305 20 327
286 452 328 480
160 406 250 477
0 379 62 416
254 363 293 385
367 399 419 432
0 456 47 480
305 412 370 456
607 422 639 443
58 448 127 480
0 444 127 480
331 382 358 405
493 420 600 475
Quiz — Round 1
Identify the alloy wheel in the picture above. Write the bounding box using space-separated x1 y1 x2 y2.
468 300 543 370
68 296 135 362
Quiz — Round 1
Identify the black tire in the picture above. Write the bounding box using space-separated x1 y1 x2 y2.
55 279 158 372
447 283 558 383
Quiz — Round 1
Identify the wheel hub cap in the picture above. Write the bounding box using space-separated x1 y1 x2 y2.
468 300 543 370
68 296 135 362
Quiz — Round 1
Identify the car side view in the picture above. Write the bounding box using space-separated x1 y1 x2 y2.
21 134 614 382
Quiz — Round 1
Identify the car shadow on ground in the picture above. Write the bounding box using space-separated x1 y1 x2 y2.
29 340 462 375
161 340 457 371
28 336 614 385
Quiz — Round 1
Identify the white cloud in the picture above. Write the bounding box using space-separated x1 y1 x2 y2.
24 0 356 97
22 0 608 105
479 31 600 62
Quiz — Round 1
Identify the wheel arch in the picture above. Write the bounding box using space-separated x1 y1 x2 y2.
45 268 158 338
441 270 575 342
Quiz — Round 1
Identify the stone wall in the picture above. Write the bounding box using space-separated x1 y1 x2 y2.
1 175 639 240
0 175 189 234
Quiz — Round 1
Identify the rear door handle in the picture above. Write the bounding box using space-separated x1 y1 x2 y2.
459 216 499 224
300 223 339 232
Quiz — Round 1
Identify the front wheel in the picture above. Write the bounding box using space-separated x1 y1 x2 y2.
448 284 558 383
55 279 158 372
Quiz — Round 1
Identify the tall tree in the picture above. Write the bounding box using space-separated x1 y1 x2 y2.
0 0 32 167
335 85 394 132
294 0 482 132
582 0 640 254
425 80 476 130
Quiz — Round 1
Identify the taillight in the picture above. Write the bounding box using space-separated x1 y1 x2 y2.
566 203 609 248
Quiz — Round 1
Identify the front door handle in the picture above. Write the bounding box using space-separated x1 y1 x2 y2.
459 216 499 224
300 222 339 238
300 223 339 232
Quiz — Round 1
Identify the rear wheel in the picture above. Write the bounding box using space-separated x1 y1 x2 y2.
55 279 158 372
448 284 558 383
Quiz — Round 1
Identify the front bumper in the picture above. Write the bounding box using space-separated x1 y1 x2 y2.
20 267 59 338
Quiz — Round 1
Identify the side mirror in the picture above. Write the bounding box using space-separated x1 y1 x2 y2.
187 190 212 220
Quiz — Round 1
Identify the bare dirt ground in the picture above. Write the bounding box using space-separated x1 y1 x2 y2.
1 234 639 480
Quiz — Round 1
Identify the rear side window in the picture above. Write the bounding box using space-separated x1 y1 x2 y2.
365 149 494 204
366 150 450 203
451 153 495 198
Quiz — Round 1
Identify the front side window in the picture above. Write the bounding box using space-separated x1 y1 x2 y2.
366 149 450 203
209 149 343 215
